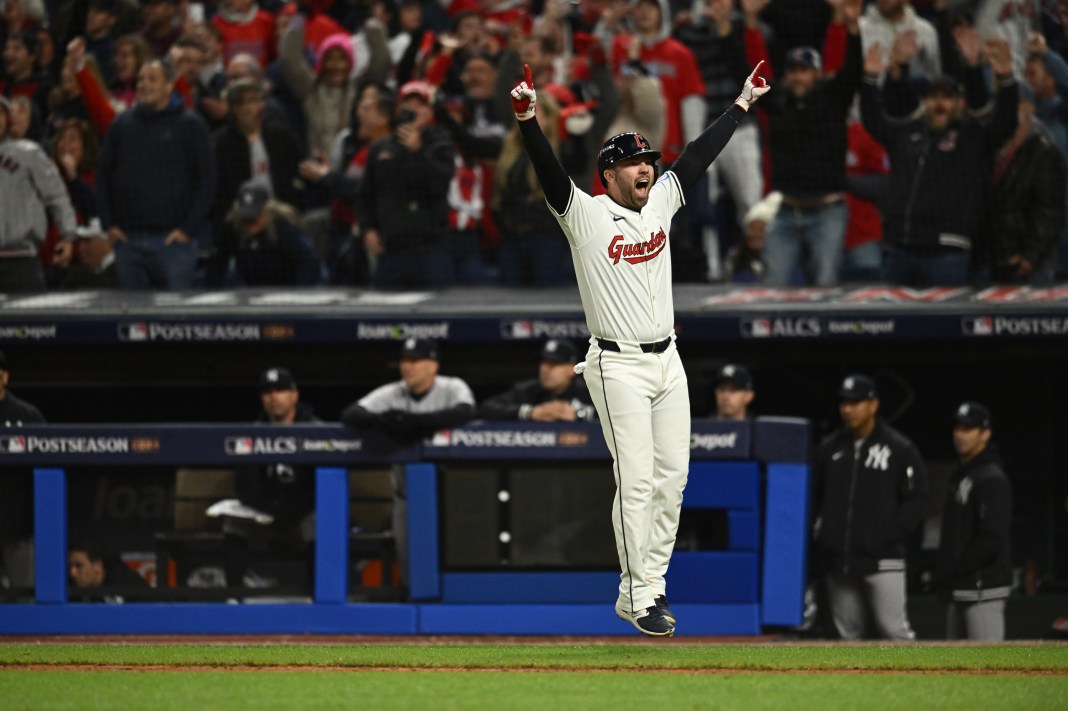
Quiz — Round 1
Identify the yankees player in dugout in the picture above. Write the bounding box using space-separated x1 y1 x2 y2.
509 61 769 636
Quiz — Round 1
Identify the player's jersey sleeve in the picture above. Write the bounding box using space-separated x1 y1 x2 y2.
547 179 606 249
357 383 402 413
443 377 476 408
645 170 686 221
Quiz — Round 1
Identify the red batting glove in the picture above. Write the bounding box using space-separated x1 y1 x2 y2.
510 64 537 121
735 61 770 111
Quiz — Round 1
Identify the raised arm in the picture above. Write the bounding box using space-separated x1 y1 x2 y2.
671 62 770 191
512 64 573 215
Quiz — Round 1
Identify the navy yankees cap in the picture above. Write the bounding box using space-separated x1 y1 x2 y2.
785 46 822 72
400 337 439 361
260 366 297 392
839 374 877 401
714 363 753 390
541 339 578 364
955 401 992 429
233 181 270 222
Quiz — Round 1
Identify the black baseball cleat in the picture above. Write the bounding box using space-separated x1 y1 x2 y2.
654 595 676 626
616 603 675 637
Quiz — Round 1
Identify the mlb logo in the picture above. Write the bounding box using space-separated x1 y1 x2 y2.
964 317 993 336
118 323 148 341
751 319 771 337
502 320 532 339
0 436 26 453
225 437 253 455
430 430 451 446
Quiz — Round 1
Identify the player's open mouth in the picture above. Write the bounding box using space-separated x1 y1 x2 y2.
635 178 650 190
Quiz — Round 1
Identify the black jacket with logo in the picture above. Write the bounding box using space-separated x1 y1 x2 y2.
233 402 321 525
813 420 929 575
860 69 1018 251
936 445 1012 601
478 377 596 421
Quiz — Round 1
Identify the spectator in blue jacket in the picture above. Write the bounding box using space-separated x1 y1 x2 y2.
95 56 215 288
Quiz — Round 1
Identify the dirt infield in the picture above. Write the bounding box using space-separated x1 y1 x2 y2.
7 663 1066 676
3 635 1065 647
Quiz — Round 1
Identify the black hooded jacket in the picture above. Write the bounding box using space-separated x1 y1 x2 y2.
936 445 1012 601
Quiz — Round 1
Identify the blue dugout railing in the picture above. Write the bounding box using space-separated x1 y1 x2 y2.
0 418 810 636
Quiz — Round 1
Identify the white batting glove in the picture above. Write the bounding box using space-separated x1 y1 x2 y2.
511 64 537 122
735 61 770 112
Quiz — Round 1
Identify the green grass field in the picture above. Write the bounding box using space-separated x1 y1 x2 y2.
3 643 1065 711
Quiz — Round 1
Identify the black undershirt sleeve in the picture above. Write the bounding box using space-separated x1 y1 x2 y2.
518 118 573 215
671 104 747 193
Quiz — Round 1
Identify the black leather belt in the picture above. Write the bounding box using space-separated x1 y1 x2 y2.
597 336 672 354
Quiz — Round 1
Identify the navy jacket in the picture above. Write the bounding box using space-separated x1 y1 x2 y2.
936 446 1013 601
96 95 216 236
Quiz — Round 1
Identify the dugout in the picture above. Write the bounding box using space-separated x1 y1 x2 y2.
0 418 809 636
1 284 1067 633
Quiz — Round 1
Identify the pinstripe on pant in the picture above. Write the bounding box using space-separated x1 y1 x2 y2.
582 340 690 613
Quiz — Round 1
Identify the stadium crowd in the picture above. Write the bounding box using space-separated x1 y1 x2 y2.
2 0 1068 290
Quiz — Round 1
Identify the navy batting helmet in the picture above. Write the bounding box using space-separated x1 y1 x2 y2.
597 132 661 188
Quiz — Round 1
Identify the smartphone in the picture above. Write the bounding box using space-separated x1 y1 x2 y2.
396 108 417 126
188 3 205 24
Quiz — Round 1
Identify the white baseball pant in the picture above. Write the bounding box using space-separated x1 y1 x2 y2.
825 569 916 641
581 339 691 613
946 599 1006 641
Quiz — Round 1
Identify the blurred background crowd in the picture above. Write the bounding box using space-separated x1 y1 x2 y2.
2 0 1068 291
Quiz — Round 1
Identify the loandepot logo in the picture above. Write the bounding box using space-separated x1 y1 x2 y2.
356 322 450 340
740 317 821 338
0 324 58 340
690 432 739 451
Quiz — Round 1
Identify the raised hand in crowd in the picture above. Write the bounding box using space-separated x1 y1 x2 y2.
864 42 888 77
66 37 87 72
1026 31 1048 56
840 0 863 28
891 29 920 68
983 36 1014 77
953 25 983 68
743 0 770 28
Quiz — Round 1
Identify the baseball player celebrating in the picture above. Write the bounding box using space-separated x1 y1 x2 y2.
510 63 769 636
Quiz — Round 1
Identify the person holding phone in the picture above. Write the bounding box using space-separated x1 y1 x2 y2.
357 80 455 288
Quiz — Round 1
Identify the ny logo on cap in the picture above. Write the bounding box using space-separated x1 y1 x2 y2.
844 377 855 390
723 365 736 377
958 404 969 417
266 369 280 382
405 337 417 350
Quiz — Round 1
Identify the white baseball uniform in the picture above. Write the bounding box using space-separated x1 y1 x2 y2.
549 171 691 615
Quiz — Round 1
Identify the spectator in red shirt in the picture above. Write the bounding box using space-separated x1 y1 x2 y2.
212 0 276 68
841 116 889 282
608 0 706 167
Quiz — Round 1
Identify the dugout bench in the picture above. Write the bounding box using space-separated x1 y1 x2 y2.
0 418 810 636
